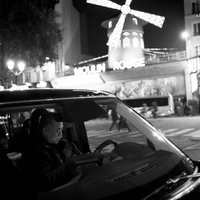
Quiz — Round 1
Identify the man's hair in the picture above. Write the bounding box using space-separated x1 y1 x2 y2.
39 112 60 131
30 108 48 135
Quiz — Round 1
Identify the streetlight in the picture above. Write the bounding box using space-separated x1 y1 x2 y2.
181 31 189 40
6 59 26 85
7 59 25 76
181 31 192 58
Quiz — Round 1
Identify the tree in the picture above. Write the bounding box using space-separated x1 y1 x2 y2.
0 0 63 87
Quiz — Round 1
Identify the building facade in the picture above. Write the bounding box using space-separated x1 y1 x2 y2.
183 0 200 100
21 0 200 103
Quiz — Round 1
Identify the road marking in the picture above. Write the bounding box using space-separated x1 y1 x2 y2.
166 128 195 137
183 143 200 150
162 129 178 134
88 127 199 139
183 130 200 137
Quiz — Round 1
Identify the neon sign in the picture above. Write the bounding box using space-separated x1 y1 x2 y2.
112 58 145 70
74 63 106 75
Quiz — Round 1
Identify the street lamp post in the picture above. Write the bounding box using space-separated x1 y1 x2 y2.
6 59 25 85
181 31 191 58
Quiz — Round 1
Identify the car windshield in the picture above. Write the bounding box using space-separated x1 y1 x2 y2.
84 98 193 163
1 96 194 171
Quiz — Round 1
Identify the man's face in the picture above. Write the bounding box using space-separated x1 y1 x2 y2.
43 120 64 144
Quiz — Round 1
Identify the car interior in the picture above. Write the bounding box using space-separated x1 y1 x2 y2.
0 97 196 200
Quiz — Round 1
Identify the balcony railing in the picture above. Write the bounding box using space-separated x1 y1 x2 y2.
145 51 187 65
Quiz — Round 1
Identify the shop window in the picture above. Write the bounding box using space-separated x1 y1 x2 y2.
25 73 30 83
43 70 49 81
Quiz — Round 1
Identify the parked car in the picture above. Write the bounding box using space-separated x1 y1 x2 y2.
0 88 200 200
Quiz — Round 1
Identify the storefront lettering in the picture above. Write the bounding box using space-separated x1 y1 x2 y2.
188 57 200 73
112 58 145 70
74 63 106 75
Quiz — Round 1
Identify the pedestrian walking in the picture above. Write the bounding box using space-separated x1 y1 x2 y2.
118 116 131 132
109 109 119 132
151 101 158 118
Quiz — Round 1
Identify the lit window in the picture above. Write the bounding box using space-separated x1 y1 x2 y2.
108 21 112 29
123 37 131 48
132 32 138 36
140 38 144 49
132 37 139 47
132 18 138 25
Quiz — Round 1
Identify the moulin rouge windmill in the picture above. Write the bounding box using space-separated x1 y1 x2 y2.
87 0 165 69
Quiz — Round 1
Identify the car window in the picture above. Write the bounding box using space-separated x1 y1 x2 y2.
84 100 147 153
0 116 9 151
0 112 31 152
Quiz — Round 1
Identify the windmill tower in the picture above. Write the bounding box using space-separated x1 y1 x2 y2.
87 0 165 70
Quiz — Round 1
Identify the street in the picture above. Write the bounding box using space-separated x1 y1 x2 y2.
149 116 200 160
85 115 200 161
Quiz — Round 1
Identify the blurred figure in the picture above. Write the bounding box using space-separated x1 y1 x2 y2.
151 101 158 118
118 116 131 132
141 103 148 116
183 97 191 116
109 109 119 132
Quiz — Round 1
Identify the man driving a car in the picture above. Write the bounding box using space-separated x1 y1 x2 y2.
24 111 81 192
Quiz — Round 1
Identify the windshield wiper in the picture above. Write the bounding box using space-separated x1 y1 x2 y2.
167 171 200 184
142 171 200 200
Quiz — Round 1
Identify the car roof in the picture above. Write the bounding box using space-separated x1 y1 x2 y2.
0 88 115 113
0 88 114 102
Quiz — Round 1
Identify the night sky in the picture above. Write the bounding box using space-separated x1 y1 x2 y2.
73 0 185 57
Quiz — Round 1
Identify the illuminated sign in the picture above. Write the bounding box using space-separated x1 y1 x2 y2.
74 63 106 75
112 58 145 70
73 56 145 75
188 57 200 73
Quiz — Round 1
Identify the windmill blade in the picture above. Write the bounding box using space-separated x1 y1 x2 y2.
130 9 165 28
107 13 126 47
87 0 121 11
125 0 132 6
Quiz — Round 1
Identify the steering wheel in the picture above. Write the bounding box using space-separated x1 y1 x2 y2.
94 140 118 153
